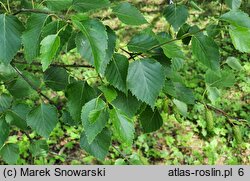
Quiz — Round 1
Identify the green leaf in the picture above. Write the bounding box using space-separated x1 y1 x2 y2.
206 24 220 38
44 67 69 91
164 4 189 31
62 110 78 126
171 58 184 71
80 128 111 161
40 34 60 71
6 77 34 98
81 98 109 144
98 85 117 102
22 14 48 63
173 99 188 117
73 0 110 12
0 14 24 64
26 104 58 139
66 81 96 122
110 109 134 145
74 19 108 73
226 57 243 71
220 10 250 28
157 32 185 59
112 91 142 118
105 54 128 93
29 140 48 157
5 103 30 130
88 109 102 124
207 86 220 104
177 23 192 45
127 58 165 108
42 21 72 51
0 117 10 148
139 106 163 133
225 0 242 10
0 94 12 113
0 143 19 164
228 26 250 53
191 33 220 71
205 70 235 88
164 81 195 104
127 29 158 53
0 63 16 82
112 2 147 26
100 26 116 75
65 31 77 52
46 0 72 11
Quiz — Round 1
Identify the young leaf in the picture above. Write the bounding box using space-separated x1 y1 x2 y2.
26 104 58 139
0 143 19 164
66 81 96 123
220 10 250 28
40 34 60 71
44 67 69 91
98 85 117 102
81 98 109 144
112 91 142 118
207 86 220 104
205 70 235 88
80 128 111 161
46 0 72 11
225 0 242 10
0 14 24 64
164 4 189 31
74 19 108 73
0 117 10 148
173 99 188 117
127 58 165 108
226 57 243 71
29 140 48 157
105 54 128 93
73 0 110 12
88 109 102 124
0 94 12 113
110 109 134 146
139 106 163 133
112 2 147 26
229 26 250 53
22 14 48 63
42 21 72 51
191 33 220 71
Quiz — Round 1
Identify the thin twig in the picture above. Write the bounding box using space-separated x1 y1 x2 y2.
147 28 206 52
200 102 249 126
13 60 93 69
112 145 133 165
13 8 65 19
10 62 55 105
127 28 206 60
